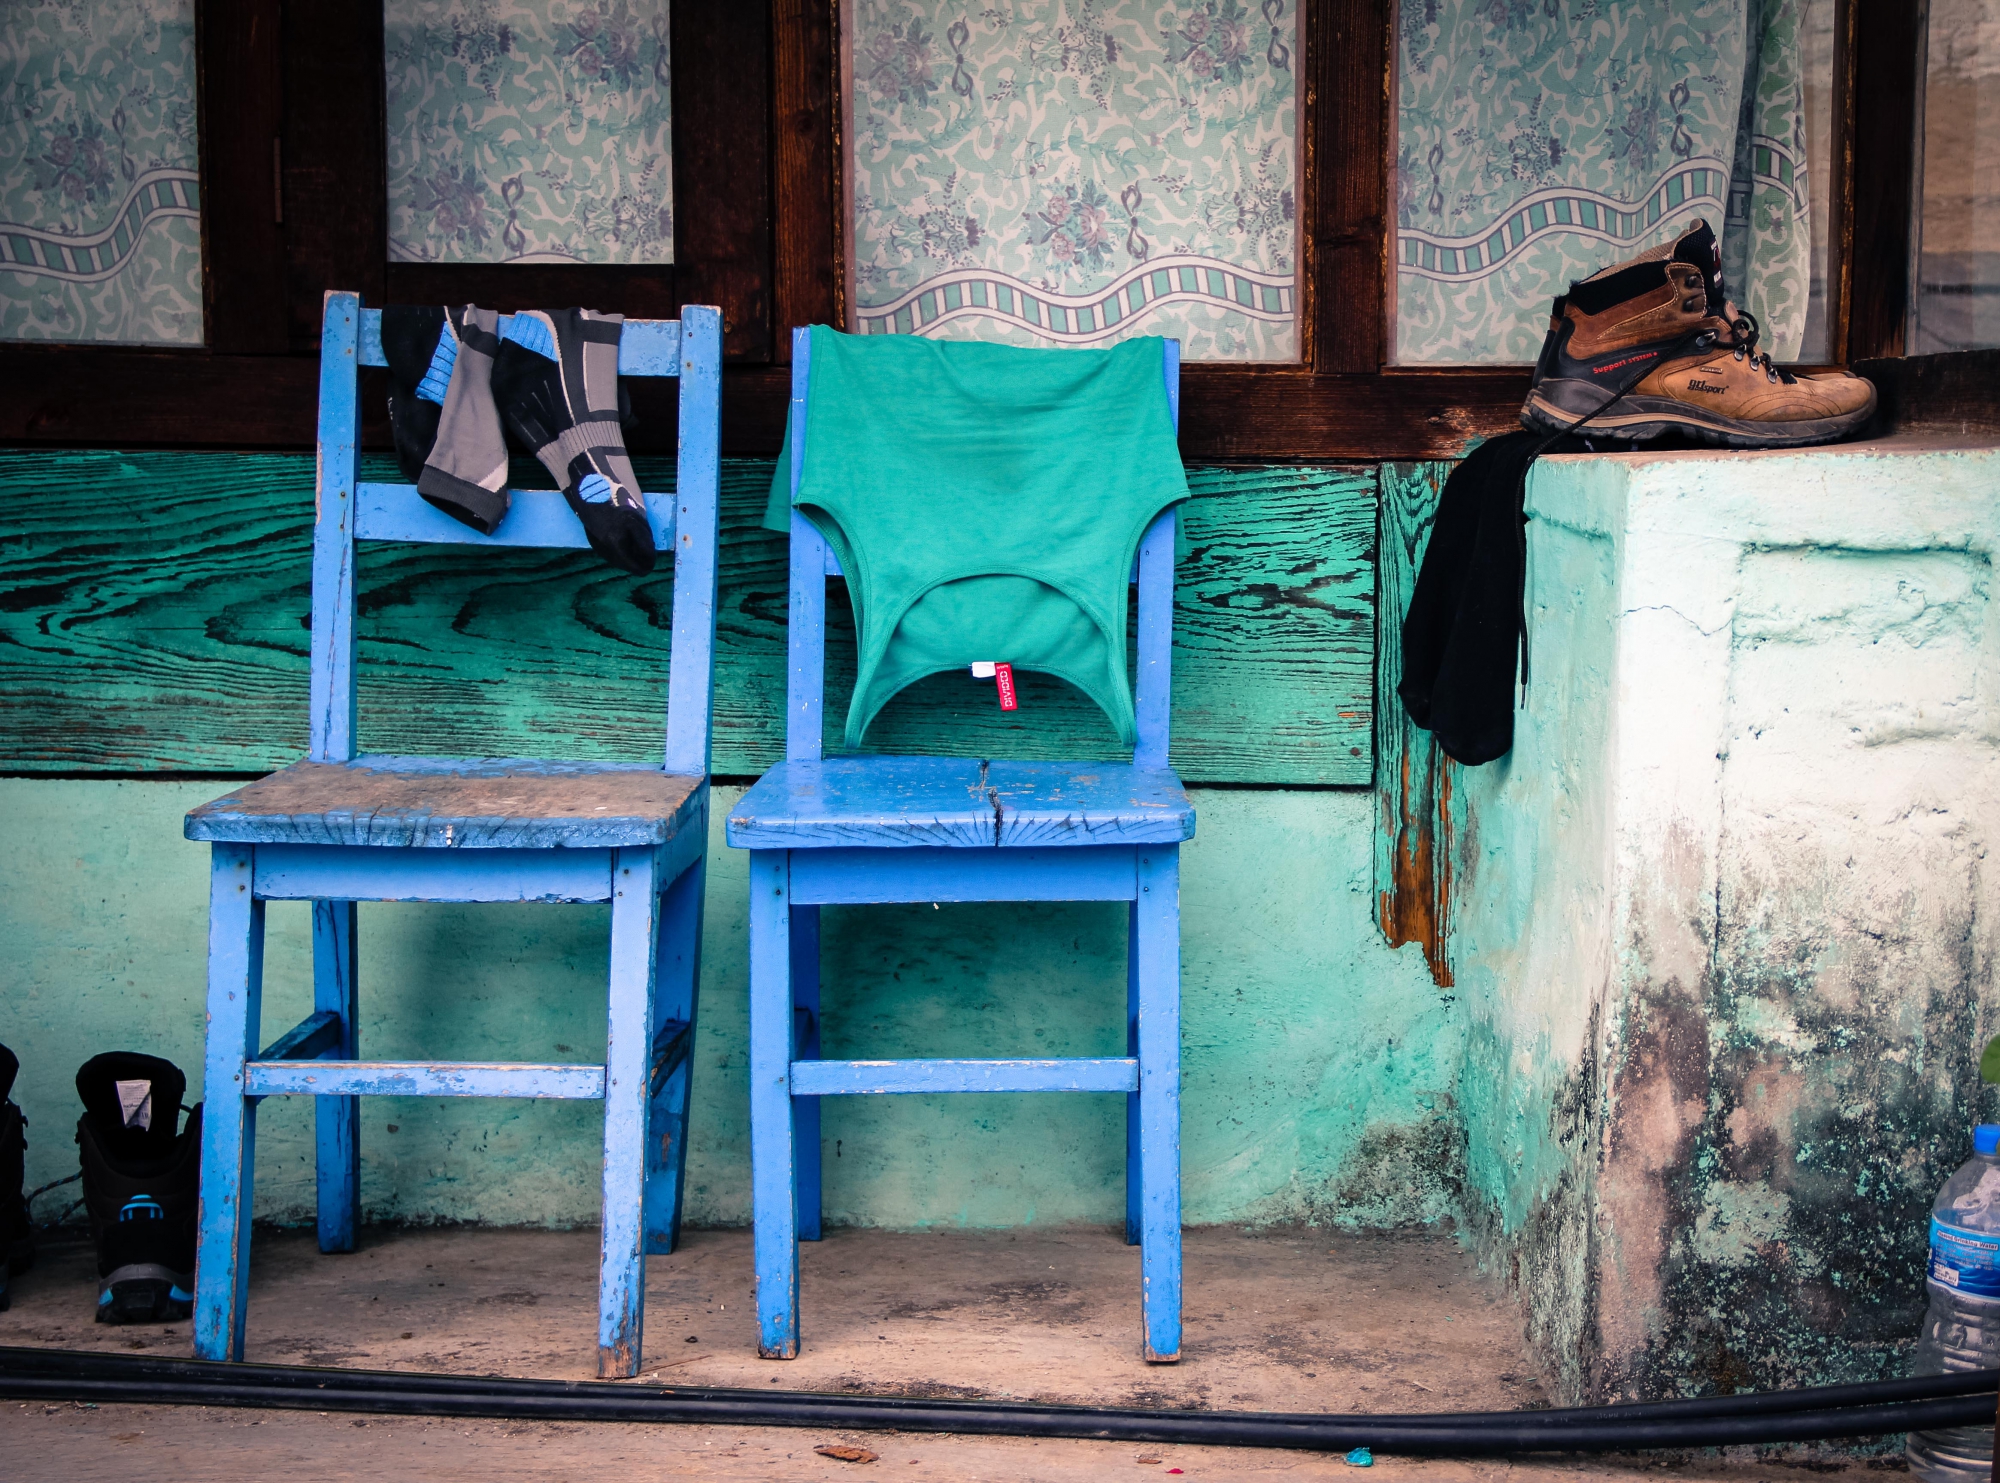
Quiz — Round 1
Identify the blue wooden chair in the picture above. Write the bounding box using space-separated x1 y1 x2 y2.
182 292 722 1377
726 328 1192 1362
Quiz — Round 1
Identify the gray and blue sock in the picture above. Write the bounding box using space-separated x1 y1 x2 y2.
491 309 654 575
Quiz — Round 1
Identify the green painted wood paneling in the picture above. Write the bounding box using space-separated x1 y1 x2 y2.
0 451 1373 783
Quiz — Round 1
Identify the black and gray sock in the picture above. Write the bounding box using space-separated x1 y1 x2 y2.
490 309 654 575
381 304 513 535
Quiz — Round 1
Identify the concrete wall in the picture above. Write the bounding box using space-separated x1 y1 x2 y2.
1446 441 2000 1402
0 780 1460 1232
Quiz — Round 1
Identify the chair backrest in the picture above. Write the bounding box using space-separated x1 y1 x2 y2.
781 326 1181 769
309 291 723 776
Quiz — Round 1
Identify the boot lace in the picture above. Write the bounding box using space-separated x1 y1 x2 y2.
1722 309 1798 384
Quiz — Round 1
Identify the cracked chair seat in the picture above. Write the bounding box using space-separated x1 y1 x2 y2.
726 756 1193 852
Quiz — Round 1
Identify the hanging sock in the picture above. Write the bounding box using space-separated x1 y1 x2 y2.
491 309 654 575
380 305 513 535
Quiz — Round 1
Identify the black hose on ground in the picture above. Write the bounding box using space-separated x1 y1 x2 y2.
0 1347 1992 1457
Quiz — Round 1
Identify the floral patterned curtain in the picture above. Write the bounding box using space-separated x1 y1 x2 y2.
384 0 673 265
0 0 202 345
1396 0 1819 364
846 0 1300 362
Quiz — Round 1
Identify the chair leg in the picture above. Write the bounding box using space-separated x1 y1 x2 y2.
598 847 661 1378
1125 898 1141 1247
311 899 359 1255
791 902 823 1242
645 855 705 1256
194 844 265 1363
1135 847 1183 1364
749 849 800 1359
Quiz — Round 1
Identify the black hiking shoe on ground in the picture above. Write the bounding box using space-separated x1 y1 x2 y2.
0 1044 33 1312
1520 218 1875 448
76 1052 201 1324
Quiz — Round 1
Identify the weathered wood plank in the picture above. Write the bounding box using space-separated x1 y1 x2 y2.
243 1060 609 1099
789 1058 1141 1096
1373 463 1457 986
726 757 1193 851
256 1009 344 1064
0 451 1372 783
786 845 1140 904
185 757 703 849
248 843 618 904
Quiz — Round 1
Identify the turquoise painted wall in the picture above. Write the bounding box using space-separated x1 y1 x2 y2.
0 778 1460 1231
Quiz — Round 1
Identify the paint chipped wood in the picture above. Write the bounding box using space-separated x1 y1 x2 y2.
1374 462 1457 988
185 755 703 849
726 757 1194 851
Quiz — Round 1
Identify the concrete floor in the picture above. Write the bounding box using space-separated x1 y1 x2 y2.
0 1224 1912 1479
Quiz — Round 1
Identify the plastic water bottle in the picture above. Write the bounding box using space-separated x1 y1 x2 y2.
1908 1123 2000 1479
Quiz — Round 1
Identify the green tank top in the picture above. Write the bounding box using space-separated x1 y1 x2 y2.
774 327 1188 749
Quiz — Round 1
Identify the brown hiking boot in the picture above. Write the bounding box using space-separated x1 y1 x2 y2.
1520 219 1875 448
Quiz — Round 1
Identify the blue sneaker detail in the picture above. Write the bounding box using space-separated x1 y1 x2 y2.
96 1288 112 1307
415 327 458 404
576 473 616 505
119 1194 164 1222
169 1285 193 1303
500 312 557 361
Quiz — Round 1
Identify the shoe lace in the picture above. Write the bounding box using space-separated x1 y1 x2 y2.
1722 308 1798 385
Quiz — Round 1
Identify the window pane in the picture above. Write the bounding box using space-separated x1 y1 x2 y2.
845 1 1299 361
384 1 674 265
1911 0 2000 353
0 0 203 345
1394 0 1833 365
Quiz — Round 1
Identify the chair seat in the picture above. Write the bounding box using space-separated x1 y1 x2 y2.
184 755 704 849
725 756 1194 850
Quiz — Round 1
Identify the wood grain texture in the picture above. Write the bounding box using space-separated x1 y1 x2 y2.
1372 462 1455 987
0 452 1373 783
725 758 1194 850
278 0 385 351
1854 350 2000 438
771 0 840 355
672 0 773 361
246 842 617 903
184 757 703 848
1311 0 1391 374
1843 0 1923 361
197 0 287 354
789 1058 1142 1095
243 1060 609 1099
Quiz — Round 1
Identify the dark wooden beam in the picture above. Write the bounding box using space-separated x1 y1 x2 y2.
1843 0 1925 360
1855 349 2000 437
197 0 287 353
0 346 1524 461
1312 0 1391 374
0 349 323 447
674 1 774 360
771 0 840 355
383 264 680 319
279 0 386 350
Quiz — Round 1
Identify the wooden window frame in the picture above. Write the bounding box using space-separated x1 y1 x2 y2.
0 0 1930 461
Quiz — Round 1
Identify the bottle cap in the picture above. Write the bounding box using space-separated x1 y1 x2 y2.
1976 1125 2000 1155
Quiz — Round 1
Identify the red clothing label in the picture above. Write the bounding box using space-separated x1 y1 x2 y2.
995 662 1018 711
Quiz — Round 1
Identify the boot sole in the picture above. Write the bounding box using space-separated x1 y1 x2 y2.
96 1265 194 1325
1522 387 1876 449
